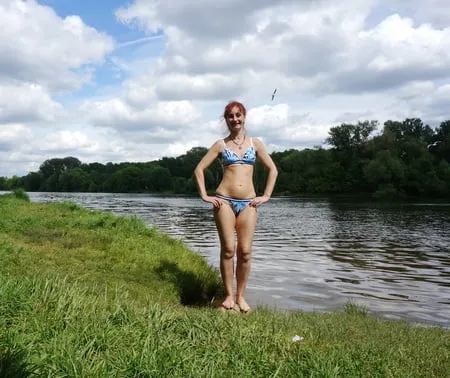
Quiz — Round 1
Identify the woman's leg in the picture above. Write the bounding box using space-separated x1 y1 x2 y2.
235 206 257 312
214 204 237 309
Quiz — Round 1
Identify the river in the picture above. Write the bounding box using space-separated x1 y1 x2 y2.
21 192 450 327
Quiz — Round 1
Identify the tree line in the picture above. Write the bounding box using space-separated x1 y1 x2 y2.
1 118 449 198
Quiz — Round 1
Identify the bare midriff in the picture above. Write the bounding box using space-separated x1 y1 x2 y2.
216 164 256 199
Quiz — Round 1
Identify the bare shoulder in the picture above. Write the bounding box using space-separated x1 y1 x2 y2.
203 139 224 158
196 139 224 169
252 137 268 152
211 139 225 152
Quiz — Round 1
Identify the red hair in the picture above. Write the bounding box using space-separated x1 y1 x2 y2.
223 101 246 119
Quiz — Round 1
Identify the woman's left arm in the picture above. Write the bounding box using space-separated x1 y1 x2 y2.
251 138 278 207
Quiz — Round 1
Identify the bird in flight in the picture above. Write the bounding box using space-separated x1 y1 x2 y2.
271 88 277 101
427 141 442 149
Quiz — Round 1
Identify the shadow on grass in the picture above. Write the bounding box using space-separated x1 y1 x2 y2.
0 348 32 378
155 260 220 306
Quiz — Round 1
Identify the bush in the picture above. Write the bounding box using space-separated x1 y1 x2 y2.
13 189 30 202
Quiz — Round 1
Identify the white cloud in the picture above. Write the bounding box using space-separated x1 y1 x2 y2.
41 131 92 152
0 123 31 151
155 73 245 100
0 83 63 123
0 0 114 92
360 15 449 73
416 84 450 122
248 104 329 147
166 141 200 157
81 98 202 135
0 123 34 177
389 0 450 29
115 0 450 100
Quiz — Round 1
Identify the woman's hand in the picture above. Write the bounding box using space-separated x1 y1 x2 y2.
250 195 270 208
202 195 222 208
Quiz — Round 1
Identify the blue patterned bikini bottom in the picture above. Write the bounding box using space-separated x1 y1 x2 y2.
215 194 254 216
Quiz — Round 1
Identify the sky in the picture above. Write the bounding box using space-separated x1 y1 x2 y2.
1 0 450 177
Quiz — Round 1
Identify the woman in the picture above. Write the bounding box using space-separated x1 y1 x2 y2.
194 101 278 312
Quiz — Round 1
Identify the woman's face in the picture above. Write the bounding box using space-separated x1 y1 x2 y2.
225 106 245 132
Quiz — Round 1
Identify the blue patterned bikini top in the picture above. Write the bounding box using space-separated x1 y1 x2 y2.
222 138 256 167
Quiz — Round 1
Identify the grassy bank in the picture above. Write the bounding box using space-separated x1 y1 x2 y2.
0 192 448 377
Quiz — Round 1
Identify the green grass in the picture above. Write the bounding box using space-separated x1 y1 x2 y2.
0 193 220 307
0 193 449 377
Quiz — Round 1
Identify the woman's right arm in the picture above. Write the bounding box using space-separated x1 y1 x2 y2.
194 140 222 207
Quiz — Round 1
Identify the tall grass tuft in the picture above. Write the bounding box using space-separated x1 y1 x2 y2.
0 188 30 202
12 188 30 202
344 301 369 315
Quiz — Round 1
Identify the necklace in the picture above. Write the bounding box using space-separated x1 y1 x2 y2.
231 135 245 149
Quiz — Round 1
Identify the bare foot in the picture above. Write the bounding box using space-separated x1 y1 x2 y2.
236 296 251 313
221 296 235 310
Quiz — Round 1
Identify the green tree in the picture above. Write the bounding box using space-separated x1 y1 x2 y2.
38 157 82 191
149 167 172 192
383 118 433 144
39 158 64 179
326 121 378 150
110 166 143 193
4 175 22 190
172 177 187 194
43 173 60 192
61 156 82 170
59 168 91 192
432 120 450 163
23 172 43 191
39 157 81 178
178 147 208 178
363 150 406 196
433 160 450 195
325 121 378 192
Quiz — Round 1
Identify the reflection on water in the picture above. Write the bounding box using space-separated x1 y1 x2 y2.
23 192 450 327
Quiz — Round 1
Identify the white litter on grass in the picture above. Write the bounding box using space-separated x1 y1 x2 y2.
292 335 304 342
